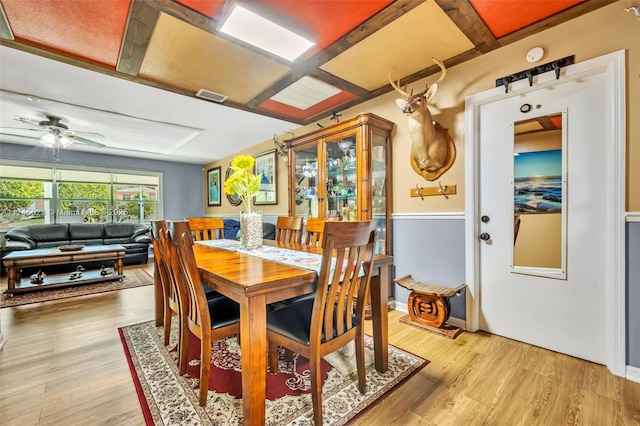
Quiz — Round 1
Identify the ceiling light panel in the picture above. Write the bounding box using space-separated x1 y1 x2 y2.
218 4 314 61
270 76 341 110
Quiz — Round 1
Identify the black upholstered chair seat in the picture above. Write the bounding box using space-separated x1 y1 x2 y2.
207 296 241 329
203 285 224 300
267 299 358 345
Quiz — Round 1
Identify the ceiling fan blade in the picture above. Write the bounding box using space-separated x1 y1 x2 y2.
13 116 42 126
64 130 105 140
67 134 106 148
1 126 44 133
0 130 41 139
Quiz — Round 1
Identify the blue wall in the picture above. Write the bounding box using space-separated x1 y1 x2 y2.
392 215 466 320
0 142 204 220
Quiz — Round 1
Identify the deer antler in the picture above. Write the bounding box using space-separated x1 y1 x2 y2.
388 73 410 98
390 58 446 98
432 57 446 84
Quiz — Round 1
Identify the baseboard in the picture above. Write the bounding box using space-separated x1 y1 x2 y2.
393 301 466 330
447 316 466 330
395 301 407 313
627 365 640 383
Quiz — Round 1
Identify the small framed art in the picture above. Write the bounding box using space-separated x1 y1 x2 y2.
254 150 277 205
207 167 222 206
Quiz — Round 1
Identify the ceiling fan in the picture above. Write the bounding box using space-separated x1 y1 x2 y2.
2 114 107 149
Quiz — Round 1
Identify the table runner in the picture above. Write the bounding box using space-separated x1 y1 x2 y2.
196 239 323 272
195 239 363 278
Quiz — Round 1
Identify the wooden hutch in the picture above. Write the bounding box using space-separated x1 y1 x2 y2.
286 112 395 256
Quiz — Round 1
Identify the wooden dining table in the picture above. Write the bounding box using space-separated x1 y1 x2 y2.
153 239 393 425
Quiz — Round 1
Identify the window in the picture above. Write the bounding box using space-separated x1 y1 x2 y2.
0 163 161 229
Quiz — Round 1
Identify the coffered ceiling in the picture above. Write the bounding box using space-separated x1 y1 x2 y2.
0 0 614 164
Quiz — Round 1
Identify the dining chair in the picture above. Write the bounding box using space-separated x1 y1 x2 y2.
183 217 226 300
303 217 326 247
267 220 377 424
150 220 180 347
167 220 241 406
275 216 303 243
185 217 225 241
303 216 339 247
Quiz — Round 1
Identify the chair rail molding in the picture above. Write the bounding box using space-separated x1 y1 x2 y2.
391 212 464 220
626 211 640 222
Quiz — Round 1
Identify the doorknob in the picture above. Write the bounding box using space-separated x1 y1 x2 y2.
480 233 491 241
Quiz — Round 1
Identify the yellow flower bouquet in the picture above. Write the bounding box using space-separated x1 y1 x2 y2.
223 155 262 213
224 155 264 248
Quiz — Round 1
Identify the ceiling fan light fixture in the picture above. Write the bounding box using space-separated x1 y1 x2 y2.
59 136 73 147
39 133 56 147
218 4 314 61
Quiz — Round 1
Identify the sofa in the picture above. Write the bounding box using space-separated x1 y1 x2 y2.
223 219 276 240
1 222 151 274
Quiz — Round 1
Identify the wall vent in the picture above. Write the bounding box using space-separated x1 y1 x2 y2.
195 89 228 103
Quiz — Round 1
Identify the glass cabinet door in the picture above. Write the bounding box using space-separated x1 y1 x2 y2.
324 135 357 221
291 144 319 217
371 131 389 254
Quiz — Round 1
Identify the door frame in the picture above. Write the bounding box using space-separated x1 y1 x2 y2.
464 50 626 376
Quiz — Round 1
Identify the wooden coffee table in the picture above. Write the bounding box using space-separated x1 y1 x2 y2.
2 244 126 294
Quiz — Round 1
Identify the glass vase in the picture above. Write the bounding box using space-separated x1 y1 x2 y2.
239 210 263 249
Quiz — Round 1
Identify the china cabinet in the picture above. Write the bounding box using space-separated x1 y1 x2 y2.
287 113 394 256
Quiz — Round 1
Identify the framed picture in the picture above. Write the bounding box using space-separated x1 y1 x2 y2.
254 150 277 205
207 167 222 206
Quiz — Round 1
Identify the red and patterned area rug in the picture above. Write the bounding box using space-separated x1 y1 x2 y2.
119 320 429 425
1 268 153 308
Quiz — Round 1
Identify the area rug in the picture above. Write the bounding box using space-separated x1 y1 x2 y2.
1 268 153 308
119 320 429 425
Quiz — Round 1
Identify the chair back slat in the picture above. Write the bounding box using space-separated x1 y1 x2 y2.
275 216 303 243
151 220 181 310
185 217 225 241
304 217 325 246
312 221 376 344
167 220 211 332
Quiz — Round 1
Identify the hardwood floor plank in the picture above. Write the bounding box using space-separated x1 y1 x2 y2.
354 371 438 425
435 395 492 426
410 348 484 423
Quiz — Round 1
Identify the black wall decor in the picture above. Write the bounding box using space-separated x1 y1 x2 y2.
496 55 575 93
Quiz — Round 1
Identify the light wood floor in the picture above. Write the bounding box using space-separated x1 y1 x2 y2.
1 265 639 425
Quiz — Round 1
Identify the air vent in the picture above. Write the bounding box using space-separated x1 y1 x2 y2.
195 89 228 103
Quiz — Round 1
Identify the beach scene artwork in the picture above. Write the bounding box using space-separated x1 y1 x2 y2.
514 149 562 213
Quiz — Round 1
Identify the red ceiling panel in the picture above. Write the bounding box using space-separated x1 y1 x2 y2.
469 0 585 38
550 115 563 128
176 0 393 59
177 0 225 19
1 0 130 68
258 90 358 121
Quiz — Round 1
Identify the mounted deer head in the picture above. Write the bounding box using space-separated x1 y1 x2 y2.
389 57 456 181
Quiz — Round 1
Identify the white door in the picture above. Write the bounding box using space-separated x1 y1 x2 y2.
465 51 626 370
